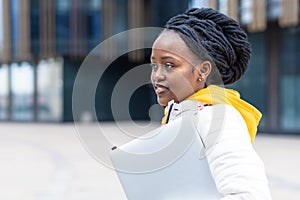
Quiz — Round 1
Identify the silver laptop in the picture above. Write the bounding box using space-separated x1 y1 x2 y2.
109 116 220 200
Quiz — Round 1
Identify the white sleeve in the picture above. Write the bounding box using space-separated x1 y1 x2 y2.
195 105 272 200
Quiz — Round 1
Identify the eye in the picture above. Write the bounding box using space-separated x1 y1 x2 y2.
150 63 158 70
164 62 174 69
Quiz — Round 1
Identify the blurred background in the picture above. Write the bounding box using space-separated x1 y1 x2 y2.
0 0 299 134
0 0 300 199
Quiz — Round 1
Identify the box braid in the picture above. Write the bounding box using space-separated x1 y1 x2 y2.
164 7 251 85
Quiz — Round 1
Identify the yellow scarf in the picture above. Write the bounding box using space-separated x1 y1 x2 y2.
162 85 262 143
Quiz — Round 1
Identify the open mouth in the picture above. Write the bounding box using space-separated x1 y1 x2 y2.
154 84 169 95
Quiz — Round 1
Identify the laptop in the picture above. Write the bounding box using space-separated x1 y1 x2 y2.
109 116 220 200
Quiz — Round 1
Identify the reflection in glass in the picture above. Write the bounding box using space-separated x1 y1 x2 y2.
56 0 71 55
0 0 3 56
87 0 101 51
218 0 228 15
189 0 209 8
281 76 297 130
281 75 300 130
268 0 281 19
0 65 9 120
11 62 34 121
37 58 63 121
280 28 300 131
240 0 253 25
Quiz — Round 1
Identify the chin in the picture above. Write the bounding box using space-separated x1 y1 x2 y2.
157 101 167 107
157 98 169 107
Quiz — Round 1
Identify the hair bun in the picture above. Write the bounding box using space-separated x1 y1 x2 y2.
165 8 251 85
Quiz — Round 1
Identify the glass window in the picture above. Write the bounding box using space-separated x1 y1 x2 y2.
218 0 228 15
229 32 267 130
37 58 63 121
55 0 71 55
56 0 70 12
30 0 40 55
87 0 101 50
0 0 3 57
11 0 20 60
0 64 9 120
268 0 281 20
280 28 300 131
11 62 34 121
189 0 209 8
240 0 253 25
88 0 102 11
114 0 128 33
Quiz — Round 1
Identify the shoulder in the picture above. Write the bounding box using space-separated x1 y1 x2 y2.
195 104 247 133
197 104 243 120
194 104 250 149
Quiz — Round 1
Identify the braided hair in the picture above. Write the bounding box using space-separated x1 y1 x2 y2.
164 7 251 85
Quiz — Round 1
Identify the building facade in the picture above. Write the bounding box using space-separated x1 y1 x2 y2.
0 0 299 134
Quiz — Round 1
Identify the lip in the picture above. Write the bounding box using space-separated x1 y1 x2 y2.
154 83 169 95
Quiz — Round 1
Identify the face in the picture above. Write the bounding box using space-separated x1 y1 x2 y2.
151 30 204 106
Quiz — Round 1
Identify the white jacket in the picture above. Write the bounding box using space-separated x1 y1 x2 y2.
166 100 272 200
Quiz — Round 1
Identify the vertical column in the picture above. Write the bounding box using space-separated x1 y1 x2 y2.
40 0 47 59
7 64 12 120
2 0 12 63
248 0 266 32
40 0 56 59
209 0 217 10
128 0 144 62
266 22 280 131
18 0 31 61
70 0 86 58
48 0 56 58
33 61 38 121
280 0 287 26
227 0 238 21
101 0 116 60
70 0 79 58
279 0 299 27
256 0 266 31
2 0 12 120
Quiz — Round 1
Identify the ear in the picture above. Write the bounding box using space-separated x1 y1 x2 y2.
197 61 212 79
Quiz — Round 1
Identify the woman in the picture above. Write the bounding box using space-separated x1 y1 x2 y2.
150 8 272 199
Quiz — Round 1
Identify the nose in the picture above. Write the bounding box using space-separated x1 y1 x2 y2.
151 66 166 82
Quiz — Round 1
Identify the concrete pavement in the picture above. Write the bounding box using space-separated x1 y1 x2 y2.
0 122 299 200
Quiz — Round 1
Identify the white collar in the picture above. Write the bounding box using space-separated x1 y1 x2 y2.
167 100 205 123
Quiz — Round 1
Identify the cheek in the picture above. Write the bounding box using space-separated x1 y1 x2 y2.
170 71 196 89
169 72 198 98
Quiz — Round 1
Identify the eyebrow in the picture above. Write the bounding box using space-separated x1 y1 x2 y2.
161 56 176 60
151 55 178 61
